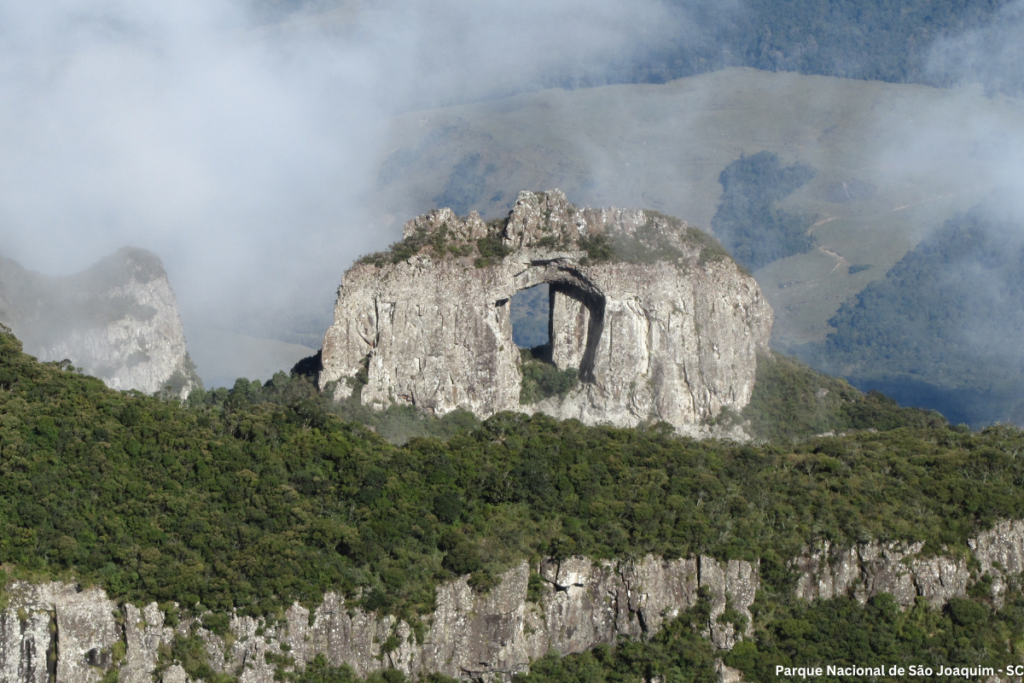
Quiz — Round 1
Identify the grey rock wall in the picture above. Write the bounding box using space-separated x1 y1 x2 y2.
794 520 1024 609
319 190 773 437
0 583 121 683
4 520 1023 683
0 555 755 683
0 247 199 398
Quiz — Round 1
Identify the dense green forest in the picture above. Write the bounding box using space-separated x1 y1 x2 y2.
798 203 1024 427
0 326 982 621
710 151 817 272
4 326 1024 681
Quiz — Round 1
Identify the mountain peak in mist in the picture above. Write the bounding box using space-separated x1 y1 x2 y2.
0 247 201 398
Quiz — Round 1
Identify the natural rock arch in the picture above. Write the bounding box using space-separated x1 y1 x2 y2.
319 190 773 436
503 265 605 381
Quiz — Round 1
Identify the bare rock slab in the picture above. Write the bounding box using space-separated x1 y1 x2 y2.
320 190 772 436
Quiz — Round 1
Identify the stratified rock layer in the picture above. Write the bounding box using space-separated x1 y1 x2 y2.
320 190 772 436
0 248 199 397
3 520 1024 683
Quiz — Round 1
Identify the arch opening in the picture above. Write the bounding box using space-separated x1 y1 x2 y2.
549 282 604 383
510 283 550 355
510 279 606 404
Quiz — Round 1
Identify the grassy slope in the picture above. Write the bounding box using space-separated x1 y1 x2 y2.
370 67 1024 349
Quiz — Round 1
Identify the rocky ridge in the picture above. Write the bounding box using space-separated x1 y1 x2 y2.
0 248 200 398
319 190 772 437
3 520 1023 683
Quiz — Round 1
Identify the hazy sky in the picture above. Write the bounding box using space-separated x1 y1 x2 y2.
0 0 685 336
1 0 1022 349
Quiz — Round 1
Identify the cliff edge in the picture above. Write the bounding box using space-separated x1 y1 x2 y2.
320 190 772 436
4 519 1024 683
0 247 200 398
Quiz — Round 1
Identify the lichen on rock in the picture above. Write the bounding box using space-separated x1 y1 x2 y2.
320 190 773 437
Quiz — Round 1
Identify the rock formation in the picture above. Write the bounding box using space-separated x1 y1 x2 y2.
319 190 772 436
0 555 757 683
4 520 1024 683
0 247 200 398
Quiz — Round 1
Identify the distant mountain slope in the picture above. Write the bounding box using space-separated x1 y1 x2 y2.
371 68 1024 426
375 67 1018 345
263 0 1017 94
0 247 200 397
797 202 1024 426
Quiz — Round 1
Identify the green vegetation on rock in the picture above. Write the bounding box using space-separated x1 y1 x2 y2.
580 213 730 269
358 224 473 267
515 595 718 683
515 581 1024 683
518 347 579 404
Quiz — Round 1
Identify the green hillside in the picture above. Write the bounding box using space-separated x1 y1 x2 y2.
797 203 1024 427
3 325 1024 682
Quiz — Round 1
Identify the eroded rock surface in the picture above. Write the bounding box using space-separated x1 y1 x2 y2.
0 555 755 683
0 248 200 397
795 520 1024 609
5 521 1024 683
320 190 772 437
794 540 972 608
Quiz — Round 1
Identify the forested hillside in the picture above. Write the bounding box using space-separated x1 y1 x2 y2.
3 324 1024 682
645 0 1016 91
710 151 817 271
798 203 1024 427
260 0 1016 97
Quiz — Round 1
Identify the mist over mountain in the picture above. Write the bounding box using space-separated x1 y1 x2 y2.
4 1 1024 680
259 0 1024 96
0 247 200 396
1 0 1024 408
2 0 1023 359
796 199 1024 427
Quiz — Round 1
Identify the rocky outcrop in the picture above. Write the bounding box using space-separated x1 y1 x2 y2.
970 519 1024 607
4 521 1024 683
0 248 200 398
795 520 1024 609
794 540 972 609
0 583 121 683
319 190 772 437
0 555 756 683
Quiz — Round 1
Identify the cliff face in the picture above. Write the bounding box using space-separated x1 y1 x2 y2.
0 248 199 398
0 555 757 683
320 190 772 436
4 520 1023 683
